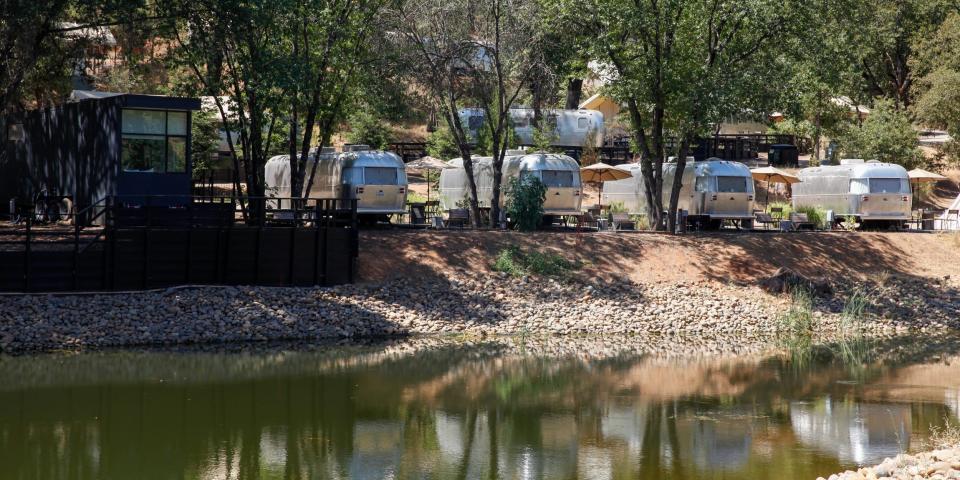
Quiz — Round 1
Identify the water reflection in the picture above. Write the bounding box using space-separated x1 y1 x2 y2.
0 334 959 480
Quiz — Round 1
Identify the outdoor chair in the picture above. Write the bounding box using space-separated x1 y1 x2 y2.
446 209 469 229
409 204 428 225
755 212 778 230
577 211 604 231
769 206 784 221
943 209 960 230
789 212 815 231
610 212 635 231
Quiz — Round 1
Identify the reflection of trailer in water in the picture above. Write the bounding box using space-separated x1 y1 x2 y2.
790 400 911 465
438 152 583 221
601 158 755 228
264 145 407 220
792 159 911 228
458 108 604 148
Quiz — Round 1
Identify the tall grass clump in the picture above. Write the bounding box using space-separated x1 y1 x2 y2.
840 287 870 330
492 246 580 280
779 287 815 335
793 205 829 229
926 419 960 449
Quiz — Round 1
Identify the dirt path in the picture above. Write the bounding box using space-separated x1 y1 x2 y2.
359 230 960 286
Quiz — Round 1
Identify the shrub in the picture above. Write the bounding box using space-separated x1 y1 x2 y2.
426 126 460 159
836 99 923 169
346 110 391 149
793 205 828 229
505 174 546 231
492 246 580 280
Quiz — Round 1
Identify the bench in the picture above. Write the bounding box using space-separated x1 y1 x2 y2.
789 212 815 231
610 212 635 231
446 208 469 229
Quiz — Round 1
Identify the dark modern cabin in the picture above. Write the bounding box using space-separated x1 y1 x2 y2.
1 91 201 224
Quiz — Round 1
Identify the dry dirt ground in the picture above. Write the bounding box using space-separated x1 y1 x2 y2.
359 230 960 288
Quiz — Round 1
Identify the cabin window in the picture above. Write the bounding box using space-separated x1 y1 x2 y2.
869 178 906 194
121 109 190 173
540 170 576 188
717 176 749 193
364 167 400 185
577 117 588 130
695 176 712 192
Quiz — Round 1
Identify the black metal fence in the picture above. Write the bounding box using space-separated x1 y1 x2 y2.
0 196 358 292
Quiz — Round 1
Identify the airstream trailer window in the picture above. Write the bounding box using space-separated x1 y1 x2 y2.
540 170 575 187
695 176 712 192
342 167 363 185
869 178 906 193
364 167 400 185
468 115 484 129
850 178 869 194
514 116 529 128
577 117 588 130
717 176 749 193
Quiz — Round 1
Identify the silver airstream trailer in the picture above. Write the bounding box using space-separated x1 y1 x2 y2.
792 159 911 226
458 108 604 148
601 158 756 228
438 152 583 219
264 145 408 218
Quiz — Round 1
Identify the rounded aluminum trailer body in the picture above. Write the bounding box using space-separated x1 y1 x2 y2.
265 150 407 215
792 161 911 222
601 159 755 220
439 153 582 215
457 108 604 148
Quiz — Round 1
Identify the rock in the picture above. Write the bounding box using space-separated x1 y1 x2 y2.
758 267 833 296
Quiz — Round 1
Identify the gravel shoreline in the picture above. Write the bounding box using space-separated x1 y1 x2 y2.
819 448 960 480
1 271 958 354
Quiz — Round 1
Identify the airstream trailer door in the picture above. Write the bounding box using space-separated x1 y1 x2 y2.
540 169 581 214
856 177 911 220
353 166 407 212
709 176 753 217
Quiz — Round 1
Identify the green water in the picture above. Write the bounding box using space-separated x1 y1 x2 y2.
1 335 959 480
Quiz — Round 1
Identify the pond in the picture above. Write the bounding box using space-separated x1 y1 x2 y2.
1 334 959 479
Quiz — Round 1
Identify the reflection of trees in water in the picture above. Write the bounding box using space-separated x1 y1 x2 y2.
1 335 959 479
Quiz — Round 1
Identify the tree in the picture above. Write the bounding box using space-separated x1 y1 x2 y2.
388 0 537 227
190 109 222 179
838 98 923 168
346 109 391 149
912 11 960 163
167 0 383 221
387 0 485 226
549 0 802 231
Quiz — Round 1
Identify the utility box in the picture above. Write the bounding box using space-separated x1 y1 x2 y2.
768 144 799 167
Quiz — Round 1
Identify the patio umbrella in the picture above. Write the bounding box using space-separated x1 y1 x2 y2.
580 162 632 210
907 168 947 184
405 156 452 202
750 166 800 207
907 168 948 205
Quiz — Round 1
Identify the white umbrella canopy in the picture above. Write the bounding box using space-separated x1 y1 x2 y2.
750 166 800 185
580 162 633 183
405 156 452 171
751 166 800 207
404 156 452 203
580 162 633 210
907 168 947 183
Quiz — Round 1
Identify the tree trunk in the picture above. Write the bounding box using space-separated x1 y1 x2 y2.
531 79 543 130
666 137 690 233
490 132 504 229
564 78 583 110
